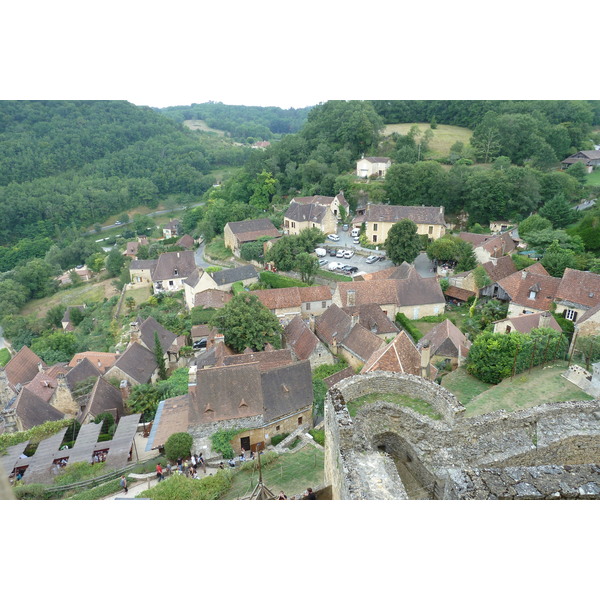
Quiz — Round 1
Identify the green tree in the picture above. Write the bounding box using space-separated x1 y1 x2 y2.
566 161 588 185
209 293 283 353
93 412 115 436
45 303 67 329
153 331 168 381
518 214 553 238
249 170 277 210
541 239 576 277
87 252 107 274
538 194 577 229
106 247 125 277
30 331 78 364
125 384 162 421
164 432 193 462
295 252 319 285
384 219 421 265
125 296 136 312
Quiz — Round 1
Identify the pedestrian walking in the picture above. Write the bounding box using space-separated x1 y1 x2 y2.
199 453 206 473
120 475 128 494
156 463 163 482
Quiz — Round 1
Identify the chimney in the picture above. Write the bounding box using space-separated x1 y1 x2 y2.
331 336 338 355
188 365 197 389
347 290 356 307
420 340 431 379
350 311 358 327
119 380 130 401
307 315 315 332
521 270 528 279
539 312 551 329
38 362 44 372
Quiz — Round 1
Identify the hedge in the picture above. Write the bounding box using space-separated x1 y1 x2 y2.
138 470 233 500
259 271 308 288
395 312 423 342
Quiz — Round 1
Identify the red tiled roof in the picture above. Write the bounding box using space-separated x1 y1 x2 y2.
362 331 424 376
482 255 517 282
284 316 319 360
445 286 476 302
4 346 45 390
493 312 562 334
417 319 471 359
555 268 600 309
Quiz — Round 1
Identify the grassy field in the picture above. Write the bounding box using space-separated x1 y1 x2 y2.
123 285 152 307
586 169 600 186
204 237 233 260
183 119 227 136
382 123 473 158
347 392 442 420
220 445 325 499
0 348 10 366
442 361 593 417
21 278 119 318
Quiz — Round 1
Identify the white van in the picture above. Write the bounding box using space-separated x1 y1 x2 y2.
351 228 360 237
315 248 327 257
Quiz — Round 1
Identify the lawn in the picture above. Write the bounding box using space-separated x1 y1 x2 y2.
0 348 10 366
440 367 493 406
382 123 473 158
586 169 600 186
347 392 442 420
220 445 325 499
124 285 152 307
204 237 233 260
21 278 119 318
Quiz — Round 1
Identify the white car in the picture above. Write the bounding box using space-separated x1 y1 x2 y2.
336 248 345 258
327 234 340 242
328 261 343 271
366 255 379 264
352 237 360 244
315 248 327 257
343 250 354 259
318 259 328 267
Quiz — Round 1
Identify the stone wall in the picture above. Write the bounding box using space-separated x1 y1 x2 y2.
325 371 600 500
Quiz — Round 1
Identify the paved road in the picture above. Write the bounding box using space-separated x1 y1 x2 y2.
194 242 212 269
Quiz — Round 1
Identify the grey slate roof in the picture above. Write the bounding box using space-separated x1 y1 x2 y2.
285 201 328 224
110 342 157 385
65 358 102 391
151 251 196 282
78 377 124 424
210 265 258 286
137 316 178 354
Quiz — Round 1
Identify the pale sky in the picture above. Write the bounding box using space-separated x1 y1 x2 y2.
2 1 597 108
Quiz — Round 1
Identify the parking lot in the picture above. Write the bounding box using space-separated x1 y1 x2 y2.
315 225 435 277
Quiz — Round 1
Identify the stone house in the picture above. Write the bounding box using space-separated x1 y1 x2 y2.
283 315 334 368
356 156 392 178
493 311 562 335
162 219 181 239
333 268 446 320
283 200 338 236
129 259 157 284
502 268 562 318
416 319 471 368
290 192 349 219
105 342 159 387
223 218 281 257
554 268 600 323
362 331 438 380
340 303 400 340
353 203 447 246
489 221 516 233
478 255 518 298
561 150 600 173
458 232 516 264
572 303 600 339
249 285 332 324
123 241 141 259
151 251 197 294
191 289 233 311
176 234 195 250
146 360 314 456
77 376 125 425
183 266 258 309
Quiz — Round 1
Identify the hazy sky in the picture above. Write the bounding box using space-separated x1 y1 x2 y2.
3 1 596 109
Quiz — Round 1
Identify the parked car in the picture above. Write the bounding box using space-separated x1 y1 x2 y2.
352 237 360 244
342 224 349 231
327 234 340 242
328 261 343 271
315 248 327 257
329 248 337 256
366 255 379 264
343 250 354 259
115 221 122 225
318 259 328 267
347 266 359 274
193 339 207 350
377 255 386 262
336 248 345 258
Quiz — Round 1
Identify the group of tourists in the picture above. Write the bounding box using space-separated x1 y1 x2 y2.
155 453 207 481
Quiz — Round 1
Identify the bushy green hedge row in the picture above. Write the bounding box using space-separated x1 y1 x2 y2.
0 419 74 454
395 312 423 342
259 271 308 288
138 470 233 500
210 428 245 459
270 433 289 446
69 477 130 500
417 314 457 325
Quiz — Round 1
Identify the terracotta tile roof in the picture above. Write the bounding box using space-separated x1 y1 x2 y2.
190 364 264 425
65 358 102 390
261 360 313 423
493 312 562 334
285 201 328 224
555 268 600 310
459 232 516 257
250 287 302 310
496 264 550 300
226 218 280 243
342 323 385 361
13 387 65 430
292 192 349 209
341 304 400 335
445 286 476 302
482 255 517 282
359 262 415 281
68 352 117 373
176 234 195 249
299 285 332 303
78 377 124 424
109 342 157 385
315 304 353 345
284 316 319 360
151 251 196 282
124 242 139 257
44 364 69 378
362 331 424 376
149 395 190 449
210 265 257 286
222 348 294 372
191 324 214 339
417 319 471 359
4 346 45 390
509 271 561 312
323 366 355 389
365 203 446 226
193 289 232 309
23 371 59 403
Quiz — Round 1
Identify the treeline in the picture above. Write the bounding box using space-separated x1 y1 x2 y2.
0 101 250 247
157 102 312 141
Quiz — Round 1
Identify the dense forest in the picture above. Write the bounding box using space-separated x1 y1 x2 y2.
157 102 312 141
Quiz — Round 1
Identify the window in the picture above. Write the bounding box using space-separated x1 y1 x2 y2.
373 223 378 231
305 302 311 310
529 291 537 300
298 417 303 425
276 425 280 431
291 222 295 228
505 325 511 333
169 281 174 286
429 226 433 235
373 234 378 243
284 220 289 228
564 309 578 322
321 301 327 308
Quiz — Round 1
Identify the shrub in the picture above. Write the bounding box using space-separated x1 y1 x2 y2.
138 470 233 500
69 477 128 500
309 429 325 446
164 432 194 462
0 419 74 454
210 429 245 459
395 312 423 342
13 483 50 500
259 271 308 288
270 433 289 446
93 412 115 436
53 461 106 486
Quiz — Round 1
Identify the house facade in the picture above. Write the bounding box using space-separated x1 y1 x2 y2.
561 150 600 173
554 268 600 323
458 232 516 264
356 156 392 178
223 218 281 257
283 201 338 236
